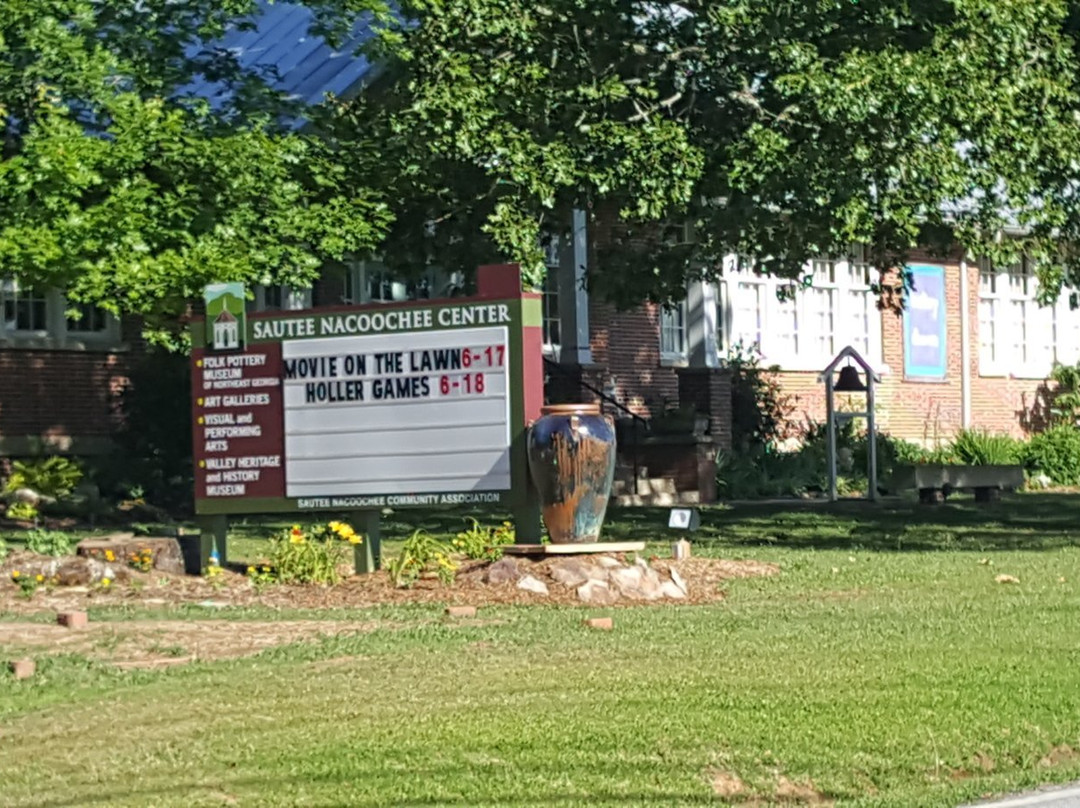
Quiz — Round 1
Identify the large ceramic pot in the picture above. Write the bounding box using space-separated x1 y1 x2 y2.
527 403 617 543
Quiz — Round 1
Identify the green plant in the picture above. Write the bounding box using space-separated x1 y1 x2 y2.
127 547 155 572
268 523 359 585
246 563 276 592
24 528 73 557
4 456 83 498
1024 425 1080 486
386 530 458 588
9 570 44 599
0 537 8 563
725 342 796 452
949 429 1023 465
5 502 38 522
110 348 194 513
451 518 515 561
1049 362 1080 426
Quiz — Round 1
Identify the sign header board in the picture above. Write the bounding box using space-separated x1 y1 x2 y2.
190 266 544 515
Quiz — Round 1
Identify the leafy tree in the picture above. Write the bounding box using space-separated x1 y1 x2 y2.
0 0 392 342
355 0 1080 305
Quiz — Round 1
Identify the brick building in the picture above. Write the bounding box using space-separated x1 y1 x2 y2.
2 2 1071 506
540 243 1071 451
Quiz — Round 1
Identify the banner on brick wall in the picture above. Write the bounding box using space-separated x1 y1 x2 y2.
903 264 947 380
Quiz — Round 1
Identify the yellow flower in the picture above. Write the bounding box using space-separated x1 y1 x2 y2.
292 524 301 532
247 565 256 574
328 520 341 531
102 578 111 587
261 565 270 573
35 574 44 582
348 535 362 545
290 534 304 545
104 550 115 562
11 570 19 578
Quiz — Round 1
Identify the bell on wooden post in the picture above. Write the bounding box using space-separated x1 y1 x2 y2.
834 364 866 393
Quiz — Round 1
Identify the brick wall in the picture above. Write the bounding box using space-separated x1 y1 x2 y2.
0 349 131 445
770 253 1055 444
587 299 680 416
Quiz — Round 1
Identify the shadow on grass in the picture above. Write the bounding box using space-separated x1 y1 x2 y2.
224 493 1080 554
603 493 1080 552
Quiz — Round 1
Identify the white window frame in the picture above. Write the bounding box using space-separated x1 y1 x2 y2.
0 280 121 349
978 258 1079 378
540 235 562 359
716 249 884 371
254 284 311 312
659 296 689 365
340 260 454 306
541 272 561 359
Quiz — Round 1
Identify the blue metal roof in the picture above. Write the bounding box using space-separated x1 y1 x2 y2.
184 1 377 115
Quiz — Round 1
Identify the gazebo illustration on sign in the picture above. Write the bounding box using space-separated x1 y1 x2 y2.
213 309 240 350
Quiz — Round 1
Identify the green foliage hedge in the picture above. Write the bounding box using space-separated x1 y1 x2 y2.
717 421 1080 499
1024 425 1080 487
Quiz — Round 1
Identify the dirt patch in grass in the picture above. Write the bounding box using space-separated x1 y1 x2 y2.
710 769 747 798
708 769 833 806
1040 745 1078 768
0 555 776 615
0 619 382 669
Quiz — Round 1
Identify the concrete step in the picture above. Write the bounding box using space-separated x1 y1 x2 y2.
611 477 678 496
610 491 701 507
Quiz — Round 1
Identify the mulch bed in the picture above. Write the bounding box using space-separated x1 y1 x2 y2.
0 552 778 615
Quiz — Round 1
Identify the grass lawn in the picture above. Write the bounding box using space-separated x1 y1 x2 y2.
3 495 1080 806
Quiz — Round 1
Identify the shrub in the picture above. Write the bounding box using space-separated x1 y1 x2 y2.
110 347 193 512
5 502 38 522
127 547 155 572
24 528 73 557
1024 425 1080 486
268 522 360 585
451 518 515 560
386 530 457 588
246 563 276 592
1049 362 1080 426
949 429 1023 465
726 342 796 451
717 424 962 501
9 570 44 599
4 456 83 498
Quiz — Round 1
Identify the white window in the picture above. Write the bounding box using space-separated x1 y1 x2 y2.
659 297 689 361
978 259 1078 377
2 280 49 336
717 249 882 370
539 234 563 357
340 260 453 306
541 273 561 357
254 284 311 311
66 302 110 335
0 280 119 347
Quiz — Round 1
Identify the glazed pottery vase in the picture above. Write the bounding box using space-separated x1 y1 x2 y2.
526 403 617 543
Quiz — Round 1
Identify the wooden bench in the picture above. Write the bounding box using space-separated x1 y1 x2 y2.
889 464 1025 503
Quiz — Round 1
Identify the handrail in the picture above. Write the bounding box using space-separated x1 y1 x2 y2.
542 357 648 428
543 357 648 492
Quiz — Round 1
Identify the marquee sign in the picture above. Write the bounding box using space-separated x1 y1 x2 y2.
190 266 544 516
